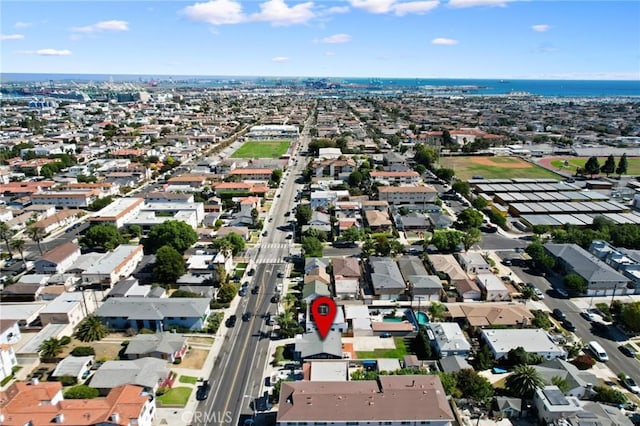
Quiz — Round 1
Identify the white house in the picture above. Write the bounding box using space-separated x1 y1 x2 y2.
426 322 471 358
81 245 144 287
0 344 18 383
481 329 567 360
35 242 81 275
457 252 491 274
476 274 511 301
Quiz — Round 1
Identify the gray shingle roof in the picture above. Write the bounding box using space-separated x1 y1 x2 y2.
369 257 405 291
295 329 342 359
96 298 209 320
124 332 187 356
89 358 169 389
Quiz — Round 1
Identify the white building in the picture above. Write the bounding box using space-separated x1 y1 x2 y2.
481 328 567 360
31 190 99 208
90 197 144 228
476 274 511 301
426 322 471 358
81 245 144 287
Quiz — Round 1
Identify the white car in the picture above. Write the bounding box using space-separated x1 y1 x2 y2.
622 375 640 394
581 310 597 321
534 288 544 299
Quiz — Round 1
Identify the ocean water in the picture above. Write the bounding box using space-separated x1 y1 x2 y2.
1 73 639 98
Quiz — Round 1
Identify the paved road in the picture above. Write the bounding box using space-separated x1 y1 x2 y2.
194 112 315 426
498 250 640 388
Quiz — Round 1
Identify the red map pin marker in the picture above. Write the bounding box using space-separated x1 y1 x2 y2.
310 296 337 340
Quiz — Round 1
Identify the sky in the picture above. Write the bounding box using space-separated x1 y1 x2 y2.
1 0 639 80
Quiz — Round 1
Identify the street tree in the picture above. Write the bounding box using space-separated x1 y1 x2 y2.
9 238 27 269
295 205 313 226
601 155 616 177
435 168 455 182
340 226 364 243
620 301 640 332
81 224 123 251
0 222 14 257
462 228 482 251
455 208 484 231
452 180 471 196
26 226 46 256
430 229 464 253
564 273 587 294
616 153 628 177
153 245 186 284
271 169 283 184
302 236 323 257
144 220 197 254
217 282 237 303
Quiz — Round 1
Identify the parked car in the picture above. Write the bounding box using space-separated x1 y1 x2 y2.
562 320 576 332
552 308 566 321
242 312 252 322
619 345 638 358
622 375 640 394
238 288 247 297
554 287 569 298
581 310 597 321
251 285 259 294
271 295 280 303
533 288 544 299
196 380 211 400
226 315 237 327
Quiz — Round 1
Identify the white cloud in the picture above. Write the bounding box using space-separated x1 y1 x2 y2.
531 24 551 32
19 49 72 56
319 33 351 44
325 6 350 14
72 20 129 33
432 37 458 45
1 34 25 40
448 0 511 8
181 0 246 25
250 0 315 26
325 51 336 56
349 0 397 14
394 1 439 15
14 22 32 29
272 56 290 62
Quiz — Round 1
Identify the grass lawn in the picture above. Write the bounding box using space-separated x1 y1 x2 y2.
549 156 640 176
440 156 561 180
178 375 198 384
230 140 290 158
157 387 192 407
355 337 408 359
179 348 209 369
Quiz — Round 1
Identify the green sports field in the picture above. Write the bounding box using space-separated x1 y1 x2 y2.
440 156 561 180
230 140 290 158
548 156 640 176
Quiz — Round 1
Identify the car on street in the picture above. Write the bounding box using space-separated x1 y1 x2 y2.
226 315 237 327
248 268 255 276
271 295 280 303
251 285 259 294
552 308 566 321
503 259 512 266
196 380 211 400
561 320 576 332
242 312 252 322
619 345 638 358
581 310 597 321
533 288 544 299
238 288 247 297
554 287 569 298
622 375 640 394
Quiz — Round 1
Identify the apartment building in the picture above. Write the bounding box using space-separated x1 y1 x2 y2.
90 197 144 228
31 190 100 208
81 245 144 287
377 185 437 205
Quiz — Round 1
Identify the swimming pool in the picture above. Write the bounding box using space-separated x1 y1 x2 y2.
416 311 429 325
382 317 404 323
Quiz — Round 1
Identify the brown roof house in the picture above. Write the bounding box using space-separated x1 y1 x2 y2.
446 302 534 329
332 257 361 300
277 375 454 426
35 242 81 275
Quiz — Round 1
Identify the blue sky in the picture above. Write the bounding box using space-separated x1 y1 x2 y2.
1 0 639 79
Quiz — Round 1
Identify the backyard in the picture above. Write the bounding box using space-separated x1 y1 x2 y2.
355 337 409 359
230 140 290 158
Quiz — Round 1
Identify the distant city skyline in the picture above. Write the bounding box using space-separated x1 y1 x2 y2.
1 0 639 80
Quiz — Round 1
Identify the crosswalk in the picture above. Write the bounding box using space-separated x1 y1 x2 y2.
255 243 291 264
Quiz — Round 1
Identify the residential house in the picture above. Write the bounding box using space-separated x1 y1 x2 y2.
364 209 392 231
533 386 583 424
427 254 481 301
476 274 511 301
456 252 491 274
533 358 597 399
481 329 567 360
81 245 144 287
96 298 211 331
216 226 250 241
89 358 171 395
394 212 430 231
368 257 406 300
30 190 100 208
0 320 21 345
313 158 356 180
439 355 472 374
302 280 331 303
0 345 17 384
0 382 155 426
305 304 347 334
35 242 81 274
493 397 524 419
51 355 94 383
544 243 630 296
397 256 442 302
107 277 152 298
332 257 361 300
145 191 194 203
39 292 95 327
90 197 144 228
370 170 420 185
446 303 534 329
230 168 273 181
30 210 82 234
166 174 207 190
426 322 471 358
123 332 188 362
277 375 454 426
294 329 343 361
302 210 332 234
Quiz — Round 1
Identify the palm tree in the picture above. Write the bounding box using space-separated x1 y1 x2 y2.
0 222 14 257
39 337 66 360
428 302 447 321
505 364 545 399
27 226 46 256
75 315 108 342
9 238 27 269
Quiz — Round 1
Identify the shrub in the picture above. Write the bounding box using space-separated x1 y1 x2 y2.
156 387 168 396
59 375 77 386
571 354 595 370
71 346 95 357
173 357 182 365
593 386 627 404
59 336 72 345
64 385 99 399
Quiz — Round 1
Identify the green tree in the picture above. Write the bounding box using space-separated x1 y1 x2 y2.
348 170 364 187
438 372 461 397
454 369 494 402
295 205 313 226
505 364 544 399
219 232 245 255
75 315 108 342
564 273 587 294
430 229 464 253
170 289 201 298
531 310 553 330
271 168 283 184
128 224 142 238
71 346 96 356
340 226 364 243
251 208 259 226
153 245 186 284
39 337 67 359
144 220 197 254
435 168 455 182
302 236 323 257
64 385 99 399
0 222 14 256
452 181 471 196
584 156 600 177
620 302 640 332
616 153 628 177
551 376 570 393
462 228 482 251
428 302 446 321
81 224 123 251
475 344 495 370
9 238 27 269
413 164 426 175
455 208 484 231
217 282 237 303
26 226 46 256
593 386 627 404
521 286 535 300
601 155 616 177
471 197 488 210
88 196 114 212
413 144 438 168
